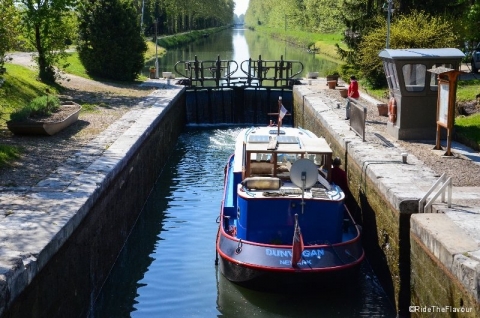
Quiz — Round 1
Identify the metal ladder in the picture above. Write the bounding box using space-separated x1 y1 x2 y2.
418 173 452 213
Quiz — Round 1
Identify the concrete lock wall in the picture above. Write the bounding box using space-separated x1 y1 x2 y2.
1 89 186 317
410 225 479 318
293 90 410 312
292 86 479 317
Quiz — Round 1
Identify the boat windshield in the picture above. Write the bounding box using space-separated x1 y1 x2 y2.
247 151 331 181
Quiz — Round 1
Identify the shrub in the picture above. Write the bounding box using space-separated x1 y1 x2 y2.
10 95 60 121
77 0 147 81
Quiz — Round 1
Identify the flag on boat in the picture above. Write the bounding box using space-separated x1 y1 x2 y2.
279 104 288 121
291 214 304 266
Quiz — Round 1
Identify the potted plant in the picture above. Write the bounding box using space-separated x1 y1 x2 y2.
149 66 156 79
326 72 340 87
7 94 81 135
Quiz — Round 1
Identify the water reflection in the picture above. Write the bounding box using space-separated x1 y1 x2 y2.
216 260 395 317
146 28 338 78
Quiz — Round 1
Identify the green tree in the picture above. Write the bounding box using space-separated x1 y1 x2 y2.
357 11 458 87
77 0 147 81
461 2 480 45
141 0 234 35
18 0 78 83
0 0 21 69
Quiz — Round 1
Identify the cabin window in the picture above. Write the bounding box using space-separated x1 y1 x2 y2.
429 63 452 92
402 64 426 92
383 61 400 91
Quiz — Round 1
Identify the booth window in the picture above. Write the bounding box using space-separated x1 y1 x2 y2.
429 63 452 91
383 61 400 91
402 64 426 92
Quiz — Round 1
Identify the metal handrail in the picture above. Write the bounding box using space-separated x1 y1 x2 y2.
418 173 452 213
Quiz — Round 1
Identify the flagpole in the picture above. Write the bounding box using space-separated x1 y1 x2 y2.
277 96 282 135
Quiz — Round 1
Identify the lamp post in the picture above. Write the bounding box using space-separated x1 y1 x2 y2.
140 0 145 35
284 14 287 58
383 0 395 48
155 18 159 79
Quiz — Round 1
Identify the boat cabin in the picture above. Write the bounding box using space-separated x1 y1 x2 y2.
226 126 345 246
237 127 333 182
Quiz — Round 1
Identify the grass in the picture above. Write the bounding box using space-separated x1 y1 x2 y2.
0 144 21 167
455 113 480 148
58 44 166 82
58 52 94 80
457 78 480 102
0 64 57 123
156 27 227 49
254 25 346 62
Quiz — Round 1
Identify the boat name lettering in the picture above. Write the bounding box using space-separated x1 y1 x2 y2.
280 259 312 265
265 249 324 258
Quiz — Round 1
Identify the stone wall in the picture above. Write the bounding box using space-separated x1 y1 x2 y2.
2 91 186 317
410 231 479 317
293 85 479 317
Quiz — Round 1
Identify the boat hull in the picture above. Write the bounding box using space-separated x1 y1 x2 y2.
218 249 363 291
216 223 364 289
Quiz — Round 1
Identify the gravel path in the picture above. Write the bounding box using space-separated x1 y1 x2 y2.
0 54 157 189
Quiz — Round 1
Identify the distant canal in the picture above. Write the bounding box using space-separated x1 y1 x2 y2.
145 27 339 78
91 127 395 317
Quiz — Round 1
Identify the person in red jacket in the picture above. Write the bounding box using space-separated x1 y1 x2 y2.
347 75 359 99
331 157 350 197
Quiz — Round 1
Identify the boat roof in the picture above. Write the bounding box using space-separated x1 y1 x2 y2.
233 126 332 173
244 126 331 153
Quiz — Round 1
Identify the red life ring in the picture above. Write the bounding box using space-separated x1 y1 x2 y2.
388 97 397 123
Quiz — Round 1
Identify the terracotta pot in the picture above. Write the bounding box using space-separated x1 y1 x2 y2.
327 80 336 89
326 74 339 86
377 103 388 116
339 88 348 98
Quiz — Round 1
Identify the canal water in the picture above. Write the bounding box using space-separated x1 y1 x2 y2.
146 27 338 79
91 127 396 317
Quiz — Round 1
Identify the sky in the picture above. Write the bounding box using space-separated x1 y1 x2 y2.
234 0 249 16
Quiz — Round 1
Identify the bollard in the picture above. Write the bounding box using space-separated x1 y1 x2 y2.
345 101 351 120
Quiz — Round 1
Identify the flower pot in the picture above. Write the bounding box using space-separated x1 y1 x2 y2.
339 88 348 98
377 103 388 116
149 69 156 79
326 74 339 86
327 80 337 89
7 102 81 136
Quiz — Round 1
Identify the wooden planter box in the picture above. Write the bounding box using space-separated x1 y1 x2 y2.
7 102 81 136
